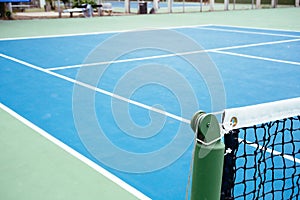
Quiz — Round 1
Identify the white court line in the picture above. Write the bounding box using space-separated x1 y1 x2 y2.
1 24 300 42
46 53 187 71
211 38 300 51
0 24 211 41
0 52 190 198
209 24 300 35
212 50 300 66
197 26 300 38
0 53 191 125
0 103 151 200
46 50 208 71
2 52 299 179
48 38 300 71
239 138 300 164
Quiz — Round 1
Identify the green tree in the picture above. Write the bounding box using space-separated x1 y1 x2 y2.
72 0 96 7
45 0 55 10
0 2 5 19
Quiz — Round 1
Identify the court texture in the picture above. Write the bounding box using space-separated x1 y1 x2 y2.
1 7 300 200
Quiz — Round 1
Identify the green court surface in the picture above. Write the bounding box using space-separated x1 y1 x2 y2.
0 8 300 38
1 7 300 200
0 106 138 200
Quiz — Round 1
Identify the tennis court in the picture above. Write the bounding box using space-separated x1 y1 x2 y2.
0 8 300 200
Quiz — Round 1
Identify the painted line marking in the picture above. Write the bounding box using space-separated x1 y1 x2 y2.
212 50 300 66
1 24 300 41
197 26 300 38
239 138 300 164
47 38 300 71
211 38 300 51
0 103 151 200
0 51 191 198
46 51 207 71
0 24 211 41
0 53 191 124
209 24 300 35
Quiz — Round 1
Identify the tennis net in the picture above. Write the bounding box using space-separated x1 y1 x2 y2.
220 97 300 199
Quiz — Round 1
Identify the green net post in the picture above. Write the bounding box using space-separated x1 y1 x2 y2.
190 111 225 200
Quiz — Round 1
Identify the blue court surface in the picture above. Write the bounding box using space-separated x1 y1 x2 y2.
1 25 300 199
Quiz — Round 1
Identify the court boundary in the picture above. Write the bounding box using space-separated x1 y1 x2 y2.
2 26 300 124
47 37 300 71
1 24 300 199
0 102 151 200
0 53 191 123
1 24 300 42
0 24 211 41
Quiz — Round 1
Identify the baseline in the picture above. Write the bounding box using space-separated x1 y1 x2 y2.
198 26 300 38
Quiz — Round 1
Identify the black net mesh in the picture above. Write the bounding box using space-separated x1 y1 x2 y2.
221 116 300 199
